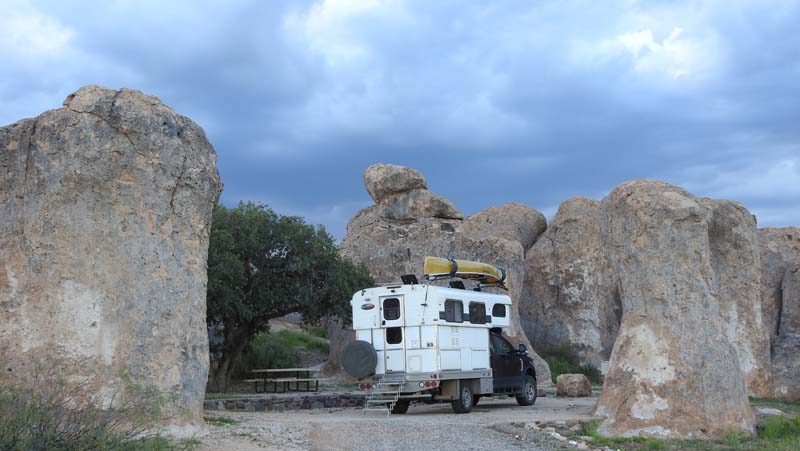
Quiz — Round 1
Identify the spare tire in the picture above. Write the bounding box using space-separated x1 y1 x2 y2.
342 340 378 378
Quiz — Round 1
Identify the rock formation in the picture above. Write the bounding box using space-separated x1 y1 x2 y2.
520 197 620 365
555 374 592 397
780 264 800 336
772 263 800 399
700 198 772 397
594 180 754 438
771 335 800 399
522 188 772 401
459 202 546 251
335 164 552 383
0 86 222 430
758 227 800 338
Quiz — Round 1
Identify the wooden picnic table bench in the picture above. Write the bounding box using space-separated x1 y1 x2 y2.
245 368 328 393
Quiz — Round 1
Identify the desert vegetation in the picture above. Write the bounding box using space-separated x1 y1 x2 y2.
538 343 602 385
206 202 372 391
0 359 196 450
561 415 800 451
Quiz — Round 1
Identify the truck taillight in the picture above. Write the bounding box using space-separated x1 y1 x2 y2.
424 381 431 388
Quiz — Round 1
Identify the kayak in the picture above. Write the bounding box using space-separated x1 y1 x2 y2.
422 256 507 285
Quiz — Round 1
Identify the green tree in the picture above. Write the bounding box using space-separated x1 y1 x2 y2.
206 202 373 391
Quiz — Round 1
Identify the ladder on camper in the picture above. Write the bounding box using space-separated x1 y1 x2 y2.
363 376 404 415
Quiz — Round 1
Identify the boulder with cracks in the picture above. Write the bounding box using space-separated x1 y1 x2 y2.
0 86 222 430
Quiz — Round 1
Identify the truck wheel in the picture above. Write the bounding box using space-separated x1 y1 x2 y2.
451 384 474 414
516 374 537 406
391 400 410 414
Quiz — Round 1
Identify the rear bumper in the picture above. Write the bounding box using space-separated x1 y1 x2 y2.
360 370 493 394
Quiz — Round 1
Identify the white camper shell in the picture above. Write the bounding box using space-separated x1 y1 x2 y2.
344 257 538 414
351 283 512 379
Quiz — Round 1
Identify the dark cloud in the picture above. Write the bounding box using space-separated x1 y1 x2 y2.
3 0 799 238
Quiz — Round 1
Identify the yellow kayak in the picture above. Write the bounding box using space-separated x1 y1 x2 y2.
423 256 507 285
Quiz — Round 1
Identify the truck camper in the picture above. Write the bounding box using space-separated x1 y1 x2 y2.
341 257 537 414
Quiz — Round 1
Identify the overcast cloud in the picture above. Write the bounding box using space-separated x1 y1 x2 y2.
2 0 799 238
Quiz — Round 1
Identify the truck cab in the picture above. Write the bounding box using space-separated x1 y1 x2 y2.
488 328 537 398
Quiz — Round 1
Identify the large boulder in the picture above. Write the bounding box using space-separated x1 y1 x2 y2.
556 373 592 397
364 163 427 203
758 227 800 337
700 198 772 397
460 203 547 251
520 197 620 366
0 86 222 430
376 189 463 220
594 180 754 438
336 164 552 383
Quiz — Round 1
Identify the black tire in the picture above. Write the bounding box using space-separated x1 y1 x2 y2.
341 340 377 378
451 383 474 414
473 395 481 406
516 374 537 406
391 400 410 414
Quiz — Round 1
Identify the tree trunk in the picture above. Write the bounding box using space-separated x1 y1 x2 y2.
209 322 253 392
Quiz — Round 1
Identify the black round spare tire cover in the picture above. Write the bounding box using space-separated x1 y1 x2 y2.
342 340 377 378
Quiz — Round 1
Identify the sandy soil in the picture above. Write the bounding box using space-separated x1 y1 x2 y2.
197 395 597 451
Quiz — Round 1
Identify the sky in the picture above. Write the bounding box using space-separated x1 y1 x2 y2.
2 0 799 239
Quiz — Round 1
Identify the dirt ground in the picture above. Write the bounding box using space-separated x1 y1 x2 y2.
198 395 598 451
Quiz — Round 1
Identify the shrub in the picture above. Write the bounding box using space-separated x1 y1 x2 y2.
232 330 330 379
0 359 186 451
537 343 602 384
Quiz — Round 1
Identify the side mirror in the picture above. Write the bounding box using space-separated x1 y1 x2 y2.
518 343 527 355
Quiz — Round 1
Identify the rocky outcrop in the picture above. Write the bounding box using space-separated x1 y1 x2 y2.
780 264 800 336
555 374 592 397
594 181 754 438
520 197 620 365
758 227 800 338
771 334 800 399
700 199 772 397
522 191 772 400
337 164 551 383
0 86 222 429
772 264 800 399
460 203 547 252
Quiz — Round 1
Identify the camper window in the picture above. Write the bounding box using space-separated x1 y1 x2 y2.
492 304 506 318
444 300 463 323
469 302 486 324
383 298 401 320
386 327 402 344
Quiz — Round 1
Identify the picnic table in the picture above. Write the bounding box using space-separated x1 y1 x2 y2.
243 368 328 393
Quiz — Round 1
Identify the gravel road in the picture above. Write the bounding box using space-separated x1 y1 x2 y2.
198 395 597 451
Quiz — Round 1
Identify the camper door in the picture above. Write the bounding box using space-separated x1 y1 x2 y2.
380 296 406 372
